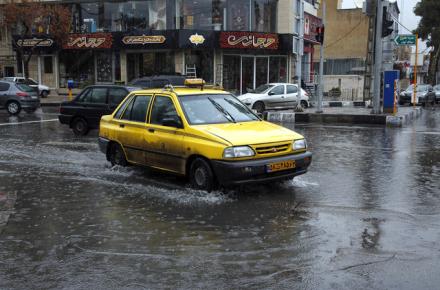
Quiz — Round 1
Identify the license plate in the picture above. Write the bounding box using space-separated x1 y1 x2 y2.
266 160 295 173
31 96 38 99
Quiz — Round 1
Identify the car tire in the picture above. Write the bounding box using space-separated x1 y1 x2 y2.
71 118 89 136
300 100 308 108
109 143 127 167
252 101 265 114
6 101 21 115
41 90 49 98
189 158 215 192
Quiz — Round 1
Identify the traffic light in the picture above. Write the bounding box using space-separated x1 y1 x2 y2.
382 7 394 38
315 26 325 44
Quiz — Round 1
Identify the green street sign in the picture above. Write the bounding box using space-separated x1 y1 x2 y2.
394 34 416 46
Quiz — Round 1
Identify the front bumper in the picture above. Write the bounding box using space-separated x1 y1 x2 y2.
211 151 312 186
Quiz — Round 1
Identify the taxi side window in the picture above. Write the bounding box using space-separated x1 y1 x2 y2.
114 96 133 119
130 95 151 122
150 96 179 126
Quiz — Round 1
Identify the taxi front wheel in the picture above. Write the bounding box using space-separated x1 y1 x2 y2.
190 158 215 192
110 143 127 167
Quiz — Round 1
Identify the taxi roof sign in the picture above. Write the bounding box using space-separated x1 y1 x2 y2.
184 78 206 86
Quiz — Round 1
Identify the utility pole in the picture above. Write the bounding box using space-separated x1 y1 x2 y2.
296 0 304 105
316 1 326 113
372 0 383 114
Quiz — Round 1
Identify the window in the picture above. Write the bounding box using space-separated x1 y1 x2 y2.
0 82 10 91
44 56 53 74
177 0 225 30
130 95 151 122
114 96 133 119
252 0 277 32
121 97 135 120
24 79 38 86
79 87 107 103
270 85 284 95
150 96 179 126
109 88 129 105
287 85 298 94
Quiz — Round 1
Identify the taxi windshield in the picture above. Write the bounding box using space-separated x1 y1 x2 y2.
179 94 260 125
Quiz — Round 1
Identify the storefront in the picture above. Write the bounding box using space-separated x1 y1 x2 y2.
58 33 116 88
220 32 291 95
303 12 322 83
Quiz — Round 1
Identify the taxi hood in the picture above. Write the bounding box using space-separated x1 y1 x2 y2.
196 121 304 145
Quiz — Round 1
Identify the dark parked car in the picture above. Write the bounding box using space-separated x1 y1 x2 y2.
58 85 140 135
129 75 186 88
0 80 40 115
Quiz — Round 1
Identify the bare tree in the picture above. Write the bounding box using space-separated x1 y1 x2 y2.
1 0 71 78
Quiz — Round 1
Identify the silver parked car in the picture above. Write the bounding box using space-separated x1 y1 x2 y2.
433 84 440 103
3 77 50 98
0 80 40 115
237 83 310 113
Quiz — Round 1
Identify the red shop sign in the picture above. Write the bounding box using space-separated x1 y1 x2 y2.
63 33 113 49
220 32 279 50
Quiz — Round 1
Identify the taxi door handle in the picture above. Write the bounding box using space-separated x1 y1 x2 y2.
119 124 125 128
148 128 155 133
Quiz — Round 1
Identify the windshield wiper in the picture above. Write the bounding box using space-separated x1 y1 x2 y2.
208 97 236 123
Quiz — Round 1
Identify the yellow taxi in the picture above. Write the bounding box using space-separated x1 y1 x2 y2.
98 79 312 191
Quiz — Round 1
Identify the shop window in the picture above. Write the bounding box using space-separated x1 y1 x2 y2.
59 51 95 88
228 0 250 31
252 0 277 32
269 57 287 83
43 56 53 74
223 55 240 96
96 52 113 83
185 51 213 83
128 52 175 79
176 0 224 30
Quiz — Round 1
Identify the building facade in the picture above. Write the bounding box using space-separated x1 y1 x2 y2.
1 0 323 96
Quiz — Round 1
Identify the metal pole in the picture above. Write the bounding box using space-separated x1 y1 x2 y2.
316 1 326 113
412 33 418 108
372 0 383 114
297 0 304 106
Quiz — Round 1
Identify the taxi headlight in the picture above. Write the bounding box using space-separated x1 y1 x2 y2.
223 146 255 158
293 139 307 150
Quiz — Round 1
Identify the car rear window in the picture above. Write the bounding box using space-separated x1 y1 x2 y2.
16 84 36 92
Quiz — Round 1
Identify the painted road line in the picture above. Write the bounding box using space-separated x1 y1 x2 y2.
0 119 58 127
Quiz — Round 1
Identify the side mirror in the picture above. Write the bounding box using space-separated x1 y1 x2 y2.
162 116 183 128
429 88 433 92
268 91 276 96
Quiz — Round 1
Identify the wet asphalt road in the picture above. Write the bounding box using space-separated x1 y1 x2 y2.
0 107 440 289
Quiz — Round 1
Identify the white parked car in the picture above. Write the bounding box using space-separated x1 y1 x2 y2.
3 77 50 98
237 83 309 113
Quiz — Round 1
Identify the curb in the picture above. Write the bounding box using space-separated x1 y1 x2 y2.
265 107 422 126
310 101 366 108
386 107 422 127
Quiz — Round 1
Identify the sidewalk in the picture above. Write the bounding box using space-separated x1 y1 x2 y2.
40 93 67 106
265 106 423 127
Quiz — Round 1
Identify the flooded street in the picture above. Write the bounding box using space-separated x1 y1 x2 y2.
1 108 440 289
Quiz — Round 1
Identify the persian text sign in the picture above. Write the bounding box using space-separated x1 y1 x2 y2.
394 34 416 46
220 32 279 50
17 38 54 47
122 35 166 45
64 33 113 49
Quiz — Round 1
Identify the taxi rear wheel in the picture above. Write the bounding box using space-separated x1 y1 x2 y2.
110 143 127 167
190 158 215 192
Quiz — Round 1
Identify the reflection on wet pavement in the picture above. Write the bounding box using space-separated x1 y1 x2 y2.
0 108 440 289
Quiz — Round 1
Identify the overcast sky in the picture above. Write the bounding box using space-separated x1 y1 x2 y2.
341 0 426 52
